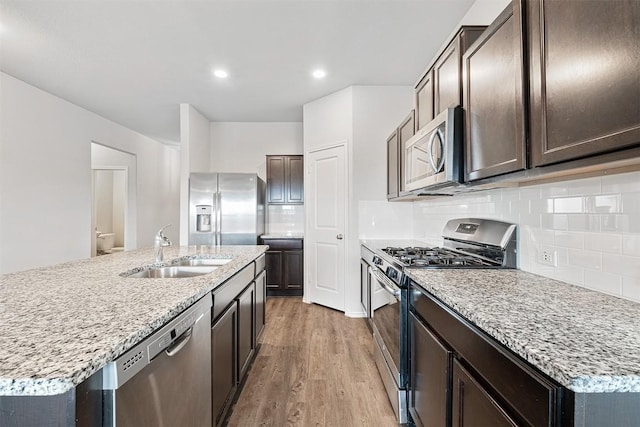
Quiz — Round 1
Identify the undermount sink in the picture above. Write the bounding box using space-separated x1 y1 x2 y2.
126 265 219 279
174 258 232 267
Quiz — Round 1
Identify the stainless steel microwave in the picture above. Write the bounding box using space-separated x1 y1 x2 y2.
403 106 465 195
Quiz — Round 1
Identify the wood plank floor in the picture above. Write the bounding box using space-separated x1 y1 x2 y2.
225 297 399 427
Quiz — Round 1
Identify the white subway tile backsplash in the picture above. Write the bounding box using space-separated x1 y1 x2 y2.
584 232 621 253
622 276 640 300
622 234 640 256
541 214 569 230
554 231 584 248
602 253 640 278
410 170 640 303
567 248 602 270
584 270 622 295
554 197 584 213
622 192 640 213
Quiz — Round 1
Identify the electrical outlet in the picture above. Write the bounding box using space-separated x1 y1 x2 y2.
538 248 557 266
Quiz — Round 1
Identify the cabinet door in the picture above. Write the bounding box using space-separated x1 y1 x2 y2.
266 156 286 204
528 0 640 167
265 251 282 289
409 311 452 427
452 360 518 427
415 71 434 131
237 283 255 379
463 2 526 181
283 250 303 290
254 270 266 341
211 303 237 427
386 129 400 199
286 156 304 204
397 111 415 194
434 39 460 115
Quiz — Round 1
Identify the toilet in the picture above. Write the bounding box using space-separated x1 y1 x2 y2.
96 231 116 254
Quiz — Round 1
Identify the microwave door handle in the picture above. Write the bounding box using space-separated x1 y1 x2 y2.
428 128 445 173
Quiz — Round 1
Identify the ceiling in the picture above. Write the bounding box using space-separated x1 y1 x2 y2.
0 0 475 144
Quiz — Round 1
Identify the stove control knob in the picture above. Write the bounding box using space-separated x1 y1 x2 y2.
372 256 382 265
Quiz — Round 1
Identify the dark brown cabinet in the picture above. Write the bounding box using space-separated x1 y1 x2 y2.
409 281 563 426
452 360 518 427
261 238 303 296
266 155 304 204
409 311 452 427
528 0 640 167
386 129 400 199
415 71 434 131
463 2 526 182
387 111 415 200
254 270 266 341
211 303 237 427
415 27 485 132
237 283 255 380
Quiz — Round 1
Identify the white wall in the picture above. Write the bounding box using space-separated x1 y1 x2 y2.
303 86 414 316
179 104 212 245
0 72 180 274
210 122 303 180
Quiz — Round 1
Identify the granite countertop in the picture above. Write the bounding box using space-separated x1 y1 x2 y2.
0 245 267 396
404 268 640 393
260 233 304 239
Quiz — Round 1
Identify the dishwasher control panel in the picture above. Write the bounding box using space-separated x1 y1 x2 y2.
147 310 200 360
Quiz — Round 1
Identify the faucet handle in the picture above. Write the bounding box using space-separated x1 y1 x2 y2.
157 223 171 236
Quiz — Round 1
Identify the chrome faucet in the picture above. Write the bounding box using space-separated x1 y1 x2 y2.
154 224 172 263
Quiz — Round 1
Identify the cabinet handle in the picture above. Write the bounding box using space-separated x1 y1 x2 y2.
336 234 344 240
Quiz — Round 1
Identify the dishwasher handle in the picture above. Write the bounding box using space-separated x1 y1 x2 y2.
165 327 193 357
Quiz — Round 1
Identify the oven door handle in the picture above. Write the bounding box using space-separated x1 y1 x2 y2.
369 266 401 299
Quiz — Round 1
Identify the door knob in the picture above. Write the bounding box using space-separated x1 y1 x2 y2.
336 234 343 240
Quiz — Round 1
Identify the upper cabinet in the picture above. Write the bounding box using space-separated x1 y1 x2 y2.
463 2 527 181
527 0 640 167
415 27 486 132
266 155 304 204
387 111 415 200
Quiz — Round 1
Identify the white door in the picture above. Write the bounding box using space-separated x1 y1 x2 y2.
306 143 347 311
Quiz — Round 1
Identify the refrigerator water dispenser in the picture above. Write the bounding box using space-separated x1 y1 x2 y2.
196 205 212 232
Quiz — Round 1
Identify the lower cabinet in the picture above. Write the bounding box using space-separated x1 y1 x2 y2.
409 311 452 427
409 281 564 426
238 283 255 380
210 254 265 427
211 303 238 427
452 360 518 427
261 238 304 296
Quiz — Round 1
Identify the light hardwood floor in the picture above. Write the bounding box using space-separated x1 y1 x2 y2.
225 297 399 427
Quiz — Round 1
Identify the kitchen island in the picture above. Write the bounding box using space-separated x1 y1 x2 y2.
405 268 640 425
0 245 267 424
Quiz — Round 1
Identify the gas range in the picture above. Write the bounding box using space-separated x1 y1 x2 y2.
369 218 517 288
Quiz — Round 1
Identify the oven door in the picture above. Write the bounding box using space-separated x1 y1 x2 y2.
369 266 407 423
369 266 401 382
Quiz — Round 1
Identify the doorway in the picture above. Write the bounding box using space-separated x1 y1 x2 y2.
91 143 137 257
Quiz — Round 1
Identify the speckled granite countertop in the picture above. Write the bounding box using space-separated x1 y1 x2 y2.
0 245 267 396
405 269 640 393
260 234 304 239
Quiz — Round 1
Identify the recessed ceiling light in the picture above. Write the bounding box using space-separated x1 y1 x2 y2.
213 69 228 79
312 69 327 79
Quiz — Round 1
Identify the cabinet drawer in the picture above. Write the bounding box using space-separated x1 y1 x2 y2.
255 254 265 273
410 283 560 426
212 263 255 320
261 238 303 250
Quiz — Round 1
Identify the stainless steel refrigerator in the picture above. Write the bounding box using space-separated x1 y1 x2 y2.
189 173 265 246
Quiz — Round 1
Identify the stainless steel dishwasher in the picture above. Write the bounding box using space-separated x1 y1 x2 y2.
102 296 212 427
